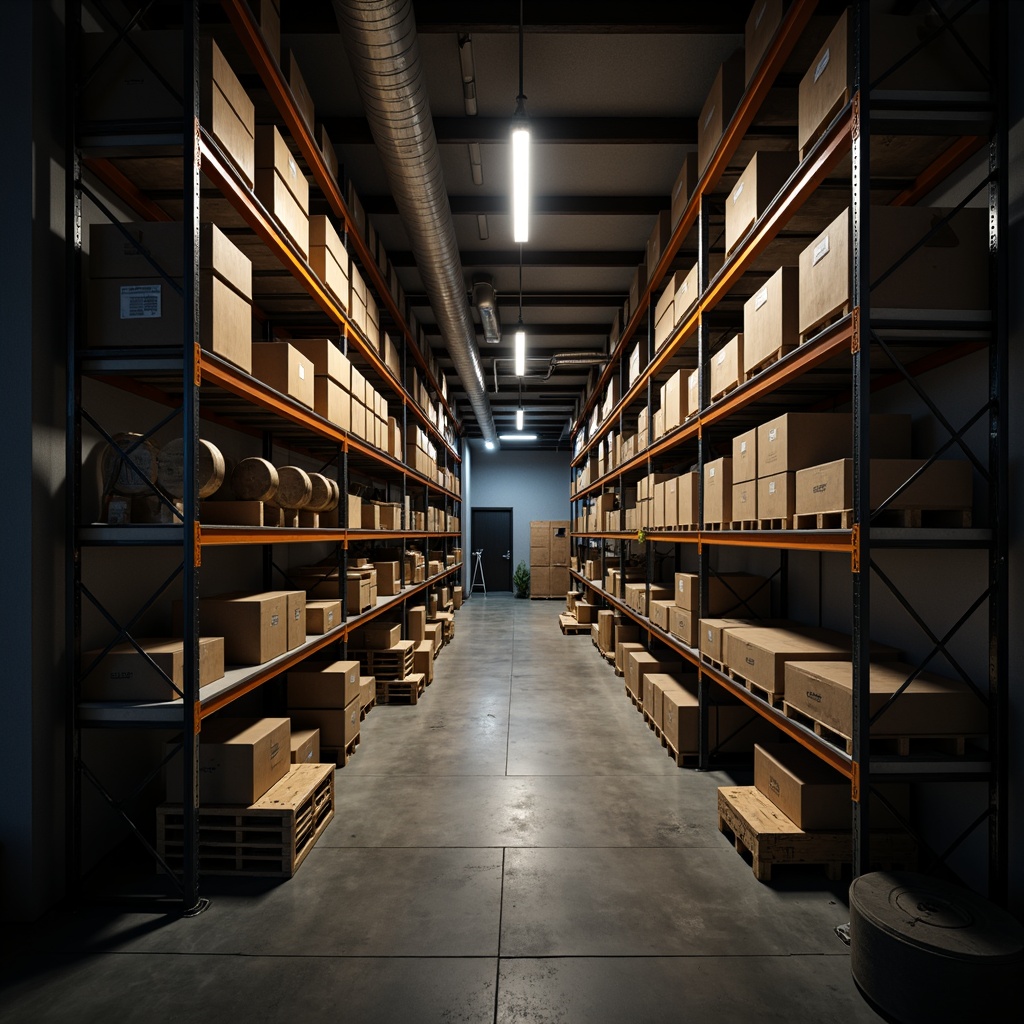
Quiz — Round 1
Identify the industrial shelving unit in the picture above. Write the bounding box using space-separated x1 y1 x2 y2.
66 0 462 914
569 0 1008 899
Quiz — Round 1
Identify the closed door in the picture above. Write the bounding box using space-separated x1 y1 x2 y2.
471 507 513 591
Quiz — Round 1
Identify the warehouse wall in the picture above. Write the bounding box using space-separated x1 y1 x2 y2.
467 442 571 574
0 0 67 922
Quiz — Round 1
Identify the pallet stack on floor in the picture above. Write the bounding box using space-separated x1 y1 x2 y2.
530 520 571 599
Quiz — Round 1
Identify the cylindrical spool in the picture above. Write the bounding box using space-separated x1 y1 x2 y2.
101 432 159 495
231 457 279 502
157 437 226 499
276 466 313 509
306 473 339 512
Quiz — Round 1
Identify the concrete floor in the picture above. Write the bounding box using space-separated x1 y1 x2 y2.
0 594 884 1022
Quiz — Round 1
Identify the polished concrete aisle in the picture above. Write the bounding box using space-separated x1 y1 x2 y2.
0 594 884 1022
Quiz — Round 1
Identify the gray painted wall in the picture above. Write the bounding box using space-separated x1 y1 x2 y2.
466 442 571 586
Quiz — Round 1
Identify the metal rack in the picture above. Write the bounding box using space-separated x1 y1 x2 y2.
66 0 463 914
569 0 1007 900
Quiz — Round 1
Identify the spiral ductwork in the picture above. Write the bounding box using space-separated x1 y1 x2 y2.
332 0 498 446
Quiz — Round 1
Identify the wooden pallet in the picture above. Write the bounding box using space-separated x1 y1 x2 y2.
156 762 335 878
798 91 849 161
709 379 740 403
356 643 416 681
743 343 796 383
782 703 979 757
727 669 785 709
376 671 427 705
702 656 726 675
323 733 361 767
794 507 971 531
799 301 851 345
757 517 792 531
727 520 760 531
793 509 855 530
559 613 590 635
360 695 376 720
664 739 699 768
718 785 916 883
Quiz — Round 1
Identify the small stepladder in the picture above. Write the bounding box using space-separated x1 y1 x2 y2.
470 549 487 595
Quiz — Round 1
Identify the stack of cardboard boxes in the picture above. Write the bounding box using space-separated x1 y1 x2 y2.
529 520 571 598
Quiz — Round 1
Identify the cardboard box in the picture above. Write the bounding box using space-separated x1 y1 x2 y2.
745 0 783 84
646 210 673 278
251 342 314 408
346 493 362 528
754 742 910 831
87 222 252 371
549 522 572 565
687 368 700 417
726 151 797 255
167 717 290 805
260 590 306 650
291 698 360 750
675 572 770 616
753 471 793 521
742 266 799 376
319 122 339 182
731 428 758 484
313 377 350 430
305 599 341 634
732 480 756 523
723 626 898 698
414 640 434 683
174 592 287 665
650 600 673 632
575 600 597 625
309 216 350 311
292 337 350 389
288 659 361 708
83 636 224 701
289 726 319 766
697 50 745 174
671 152 698 229
425 621 443 653
373 561 402 597
699 618 762 664
597 610 615 652
661 682 767 756
703 456 733 525
794 459 973 517
359 675 374 709
628 340 648 387
352 621 401 650
626 650 677 703
616 641 646 676
255 124 310 252
798 206 989 338
710 334 743 401
678 472 698 527
784 660 987 742
407 606 427 642
283 48 315 131
675 263 700 327
669 605 698 647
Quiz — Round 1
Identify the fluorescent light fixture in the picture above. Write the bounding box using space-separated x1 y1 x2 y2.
499 433 537 441
484 440 495 450
514 328 526 376
516 406 524 430
512 125 530 242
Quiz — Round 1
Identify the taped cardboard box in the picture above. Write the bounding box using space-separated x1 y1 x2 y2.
83 636 224 701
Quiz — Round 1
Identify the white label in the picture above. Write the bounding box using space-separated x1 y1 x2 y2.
119 284 161 319
709 466 716 478
704 104 716 129
679 580 685 593
740 441 748 454
733 181 745 203
768 427 778 443
327 610 334 625
294 608 301 620
769 480 777 495
299 364 306 379
679 280 688 295
717 350 726 365
814 47 830 83
288 156 297 179
755 2 767 29
755 286 768 310
707 628 713 640
813 234 831 266
271 613 280 627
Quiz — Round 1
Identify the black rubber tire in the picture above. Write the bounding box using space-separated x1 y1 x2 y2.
849 871 1024 1023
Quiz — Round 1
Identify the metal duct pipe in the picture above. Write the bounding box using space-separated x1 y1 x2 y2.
332 0 498 447
492 352 607 391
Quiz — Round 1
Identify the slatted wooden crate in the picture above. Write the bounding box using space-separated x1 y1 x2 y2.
156 762 335 877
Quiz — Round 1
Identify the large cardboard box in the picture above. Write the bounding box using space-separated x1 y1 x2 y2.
675 263 700 327
678 472 698 527
732 427 758 484
669 605 698 647
597 610 615 652
87 222 252 371
305 599 341 634
292 337 350 389
757 472 796 521
251 342 314 408
783 660 987 742
745 0 784 84
373 562 402 597
255 125 310 258
723 625 899 698
626 650 677 703
175 592 288 665
82 34 255 187
254 0 281 63
661 369 686 432
726 151 797 255
732 479 756 523
742 266 798 376
352 621 401 650
616 641 646 676
649 600 673 632
661 682 769 755
83 636 225 701
753 742 910 831
549 522 571 565
671 152 698 229
699 618 762 664
282 48 315 131
289 727 320 765
646 210 673 278
757 412 911 478
798 206 989 338
531 566 551 597
313 376 350 430
703 456 733 525
794 458 973 517
710 334 743 400
697 50 745 174
675 572 770 616
291 698 360 750
407 606 427 642
167 717 290 805
261 590 306 650
309 216 351 311
288 659 361 709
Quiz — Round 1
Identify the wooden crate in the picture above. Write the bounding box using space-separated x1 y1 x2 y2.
156 762 335 877
376 671 426 705
355 640 415 680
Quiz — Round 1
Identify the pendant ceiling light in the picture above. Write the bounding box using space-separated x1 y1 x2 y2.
515 246 526 376
511 0 529 243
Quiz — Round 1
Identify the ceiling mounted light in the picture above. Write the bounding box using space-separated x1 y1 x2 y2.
499 434 537 441
511 0 529 243
514 246 526 374
484 440 496 450
458 34 478 116
516 406 524 431
468 141 483 186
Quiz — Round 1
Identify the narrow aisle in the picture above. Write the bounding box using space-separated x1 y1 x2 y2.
0 593 884 1024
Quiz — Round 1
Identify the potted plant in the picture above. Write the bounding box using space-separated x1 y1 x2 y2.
513 559 530 598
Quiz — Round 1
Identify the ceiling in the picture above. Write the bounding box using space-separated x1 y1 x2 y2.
282 1 769 450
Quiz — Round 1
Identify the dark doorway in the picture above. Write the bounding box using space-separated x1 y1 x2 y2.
470 507 513 592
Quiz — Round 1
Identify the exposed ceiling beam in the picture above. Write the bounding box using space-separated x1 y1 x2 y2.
391 249 643 268
319 116 695 146
362 195 671 217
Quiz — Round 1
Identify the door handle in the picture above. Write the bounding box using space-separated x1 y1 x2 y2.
503 550 511 559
